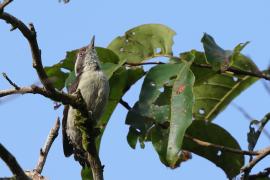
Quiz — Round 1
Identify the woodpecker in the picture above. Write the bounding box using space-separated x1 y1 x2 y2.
62 36 109 166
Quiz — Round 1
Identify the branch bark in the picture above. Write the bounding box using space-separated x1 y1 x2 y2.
184 134 259 156
0 1 104 179
125 60 270 81
2 72 20 90
35 118 60 174
241 146 270 174
0 144 29 180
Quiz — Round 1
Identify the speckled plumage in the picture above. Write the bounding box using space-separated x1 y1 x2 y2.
62 37 109 166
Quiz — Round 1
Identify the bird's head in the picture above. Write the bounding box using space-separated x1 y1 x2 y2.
75 36 101 76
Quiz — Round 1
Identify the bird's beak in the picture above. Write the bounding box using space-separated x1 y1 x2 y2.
89 35 95 49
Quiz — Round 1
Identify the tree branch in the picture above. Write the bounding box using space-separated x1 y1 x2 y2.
0 11 55 92
0 0 12 11
232 103 270 141
241 146 270 173
35 118 60 174
125 61 165 66
0 2 103 179
125 61 270 81
184 134 259 156
119 98 132 110
0 144 29 180
0 2 86 111
2 72 20 90
0 85 82 109
248 167 270 180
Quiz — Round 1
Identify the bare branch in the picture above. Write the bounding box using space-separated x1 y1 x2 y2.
87 152 104 180
184 134 259 156
232 103 254 120
241 146 270 174
0 11 55 92
125 60 270 81
125 61 165 66
248 167 270 180
2 72 20 90
232 103 270 143
0 143 29 180
0 3 87 112
119 98 132 110
0 0 13 11
0 4 102 178
35 118 60 174
193 63 270 81
262 80 270 95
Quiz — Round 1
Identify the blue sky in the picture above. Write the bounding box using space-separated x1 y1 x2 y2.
1 0 270 179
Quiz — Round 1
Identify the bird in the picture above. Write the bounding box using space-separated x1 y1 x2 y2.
62 36 110 166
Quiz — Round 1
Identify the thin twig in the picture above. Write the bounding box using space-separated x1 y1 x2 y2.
125 61 270 81
241 146 270 173
2 72 20 90
232 103 254 120
184 134 259 156
262 80 270 96
0 0 13 11
119 98 132 110
193 63 270 81
248 167 270 180
125 61 165 66
233 104 270 146
0 85 79 108
0 4 87 112
0 143 29 180
0 2 103 179
35 118 60 174
0 12 55 92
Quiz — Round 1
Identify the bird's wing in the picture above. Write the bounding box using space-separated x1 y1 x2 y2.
62 75 81 157
62 105 73 157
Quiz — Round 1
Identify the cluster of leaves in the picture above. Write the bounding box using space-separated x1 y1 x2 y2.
45 24 262 179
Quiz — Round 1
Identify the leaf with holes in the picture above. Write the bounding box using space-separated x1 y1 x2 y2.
126 62 195 168
108 24 176 63
183 120 244 179
183 51 260 121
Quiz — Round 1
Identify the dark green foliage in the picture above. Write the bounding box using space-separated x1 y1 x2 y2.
44 24 266 179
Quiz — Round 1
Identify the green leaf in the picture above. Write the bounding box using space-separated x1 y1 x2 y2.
65 70 76 91
44 50 77 90
248 113 270 151
184 51 259 121
230 41 250 65
108 24 176 63
127 127 140 149
167 62 195 166
96 67 145 150
96 47 125 78
44 66 69 90
201 33 230 72
183 121 244 179
126 62 195 168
